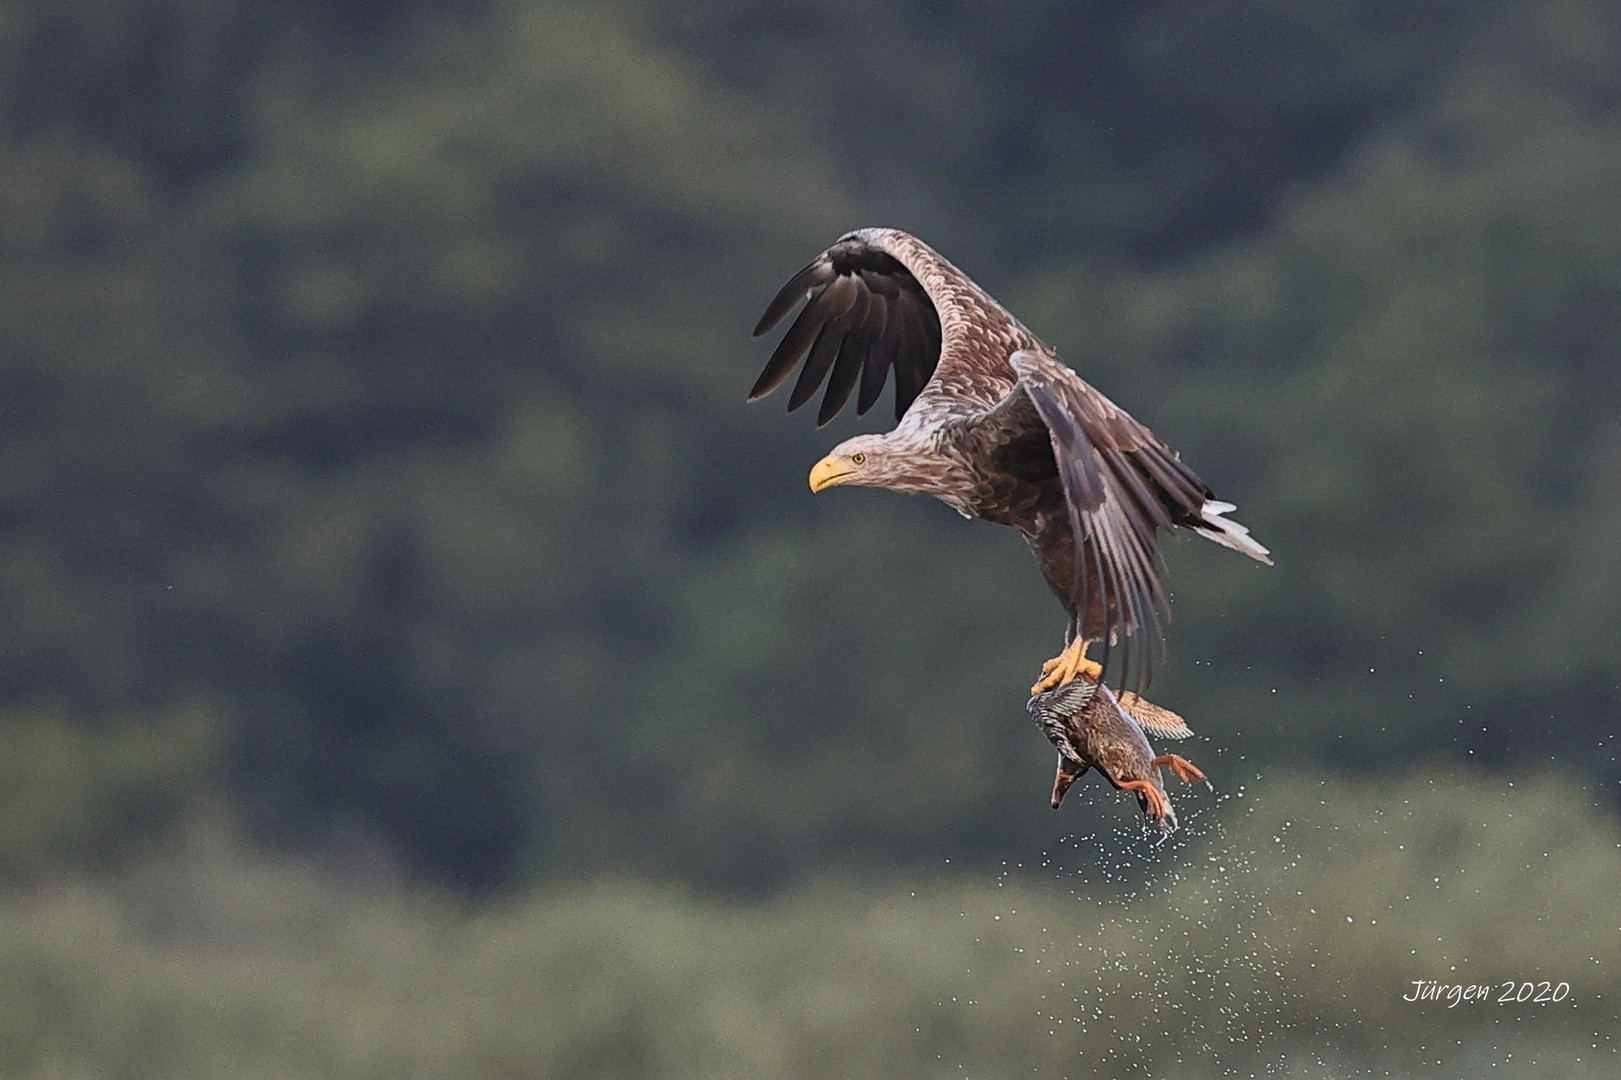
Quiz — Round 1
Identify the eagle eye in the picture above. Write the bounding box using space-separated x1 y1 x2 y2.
851 452 867 466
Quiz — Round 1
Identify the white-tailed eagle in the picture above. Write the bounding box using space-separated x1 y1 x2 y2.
748 228 1270 694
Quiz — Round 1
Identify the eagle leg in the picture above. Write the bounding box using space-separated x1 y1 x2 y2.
1151 754 1205 786
1031 638 1103 695
1116 778 1169 821
1050 756 1088 809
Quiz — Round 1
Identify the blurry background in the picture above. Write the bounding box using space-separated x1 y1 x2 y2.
2 0 1619 1076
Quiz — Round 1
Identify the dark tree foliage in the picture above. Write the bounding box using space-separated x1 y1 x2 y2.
0 0 1617 889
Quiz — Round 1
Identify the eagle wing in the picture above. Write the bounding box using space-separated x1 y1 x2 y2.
748 228 1029 426
984 349 1225 689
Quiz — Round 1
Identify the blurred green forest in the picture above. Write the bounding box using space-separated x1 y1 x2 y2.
4 773 1617 1078
4 0 1617 887
2 0 1621 1073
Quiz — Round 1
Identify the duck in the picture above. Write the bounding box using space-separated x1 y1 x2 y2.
1026 679 1206 831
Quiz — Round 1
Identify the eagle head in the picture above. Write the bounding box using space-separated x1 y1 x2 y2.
808 434 896 492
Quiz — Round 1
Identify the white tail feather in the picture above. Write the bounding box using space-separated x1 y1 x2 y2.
1192 500 1272 565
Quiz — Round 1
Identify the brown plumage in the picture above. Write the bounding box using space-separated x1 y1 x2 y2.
1026 680 1206 832
750 228 1271 694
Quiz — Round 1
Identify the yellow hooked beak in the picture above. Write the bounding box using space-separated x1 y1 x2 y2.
808 455 857 493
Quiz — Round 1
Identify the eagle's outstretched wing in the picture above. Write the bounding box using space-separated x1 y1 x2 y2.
984 349 1270 688
748 228 1029 426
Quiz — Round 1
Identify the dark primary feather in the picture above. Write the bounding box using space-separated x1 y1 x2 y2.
749 289 829 400
891 300 935 420
753 260 833 338
820 290 884 425
748 235 943 426
855 271 903 415
856 312 897 415
788 277 863 411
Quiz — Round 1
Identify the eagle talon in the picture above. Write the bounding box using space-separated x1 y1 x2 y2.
1031 639 1103 695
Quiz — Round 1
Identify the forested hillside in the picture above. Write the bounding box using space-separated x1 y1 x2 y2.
6 2 1621 1076
2 0 1619 897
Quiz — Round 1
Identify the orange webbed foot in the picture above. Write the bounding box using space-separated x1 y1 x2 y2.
1116 778 1169 821
1151 754 1205 786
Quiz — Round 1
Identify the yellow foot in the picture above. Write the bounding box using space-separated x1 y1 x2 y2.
1031 639 1103 695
